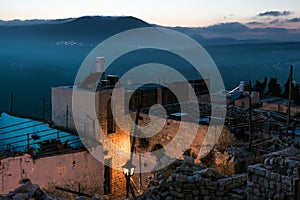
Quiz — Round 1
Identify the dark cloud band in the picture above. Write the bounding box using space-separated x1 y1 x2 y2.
287 18 300 23
258 11 292 17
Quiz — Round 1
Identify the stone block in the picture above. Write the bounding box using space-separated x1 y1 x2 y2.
255 168 266 177
161 191 169 197
184 193 193 199
273 193 285 200
12 193 29 200
276 181 281 190
270 172 281 182
176 174 187 183
13 182 34 194
192 189 199 196
187 176 194 183
282 176 292 187
200 189 209 196
183 184 194 189
269 181 276 189
169 191 184 198
288 160 299 168
252 175 258 183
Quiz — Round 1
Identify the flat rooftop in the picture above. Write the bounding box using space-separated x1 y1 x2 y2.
261 97 300 107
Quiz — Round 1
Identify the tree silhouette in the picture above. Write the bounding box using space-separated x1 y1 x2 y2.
267 77 282 97
293 84 300 105
253 77 268 96
282 76 295 98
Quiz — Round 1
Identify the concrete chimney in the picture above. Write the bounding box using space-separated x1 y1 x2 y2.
96 57 105 73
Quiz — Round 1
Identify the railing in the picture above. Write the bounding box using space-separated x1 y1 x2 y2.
0 120 84 158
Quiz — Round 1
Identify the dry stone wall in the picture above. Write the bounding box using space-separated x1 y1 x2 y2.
247 148 300 200
137 158 247 200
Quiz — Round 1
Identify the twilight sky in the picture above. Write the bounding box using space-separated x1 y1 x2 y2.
1 0 300 28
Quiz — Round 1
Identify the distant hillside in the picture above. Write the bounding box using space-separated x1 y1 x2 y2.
0 16 152 44
1 16 300 45
168 22 300 43
0 18 73 26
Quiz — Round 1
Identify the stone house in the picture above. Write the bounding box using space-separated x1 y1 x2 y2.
51 57 211 198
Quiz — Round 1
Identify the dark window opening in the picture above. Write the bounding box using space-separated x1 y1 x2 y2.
107 98 116 134
104 158 112 194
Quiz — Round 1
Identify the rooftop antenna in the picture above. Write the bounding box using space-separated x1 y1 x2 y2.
10 92 14 113
42 98 46 120
248 80 252 150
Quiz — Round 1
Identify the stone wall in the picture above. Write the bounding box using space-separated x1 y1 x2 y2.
0 151 104 196
247 148 300 200
138 159 247 200
105 132 130 199
136 113 209 158
134 108 239 176
135 104 228 157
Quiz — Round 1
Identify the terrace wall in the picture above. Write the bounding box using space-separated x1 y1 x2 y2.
0 151 104 196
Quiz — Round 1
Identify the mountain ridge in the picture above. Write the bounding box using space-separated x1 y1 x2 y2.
1 16 300 43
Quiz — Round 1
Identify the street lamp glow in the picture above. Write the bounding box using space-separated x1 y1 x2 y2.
122 160 136 176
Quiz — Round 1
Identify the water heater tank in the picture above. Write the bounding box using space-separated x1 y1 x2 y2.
239 81 245 92
96 57 105 73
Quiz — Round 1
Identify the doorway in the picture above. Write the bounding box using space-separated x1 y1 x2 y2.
104 158 112 194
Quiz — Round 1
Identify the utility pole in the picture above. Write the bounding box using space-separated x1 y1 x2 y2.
139 154 142 191
130 92 142 161
286 65 293 137
27 133 30 152
42 98 46 120
66 105 69 129
248 80 252 150
130 106 141 162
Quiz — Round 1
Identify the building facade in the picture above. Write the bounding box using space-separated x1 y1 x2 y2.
51 57 211 198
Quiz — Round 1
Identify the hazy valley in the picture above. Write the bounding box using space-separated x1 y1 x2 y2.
0 16 300 117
